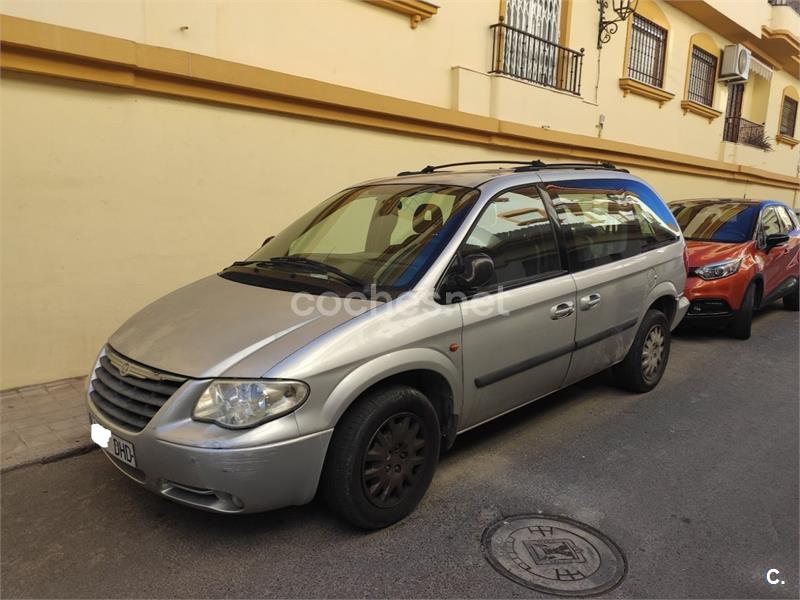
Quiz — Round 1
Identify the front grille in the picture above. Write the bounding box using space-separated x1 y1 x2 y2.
90 348 186 432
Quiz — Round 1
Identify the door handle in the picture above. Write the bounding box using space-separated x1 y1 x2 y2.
550 301 575 320
580 293 602 310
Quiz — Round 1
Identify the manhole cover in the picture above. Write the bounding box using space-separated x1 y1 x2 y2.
482 515 626 597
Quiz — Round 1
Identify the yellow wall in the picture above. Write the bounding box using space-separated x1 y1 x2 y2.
0 0 799 388
2 0 798 174
1 71 795 388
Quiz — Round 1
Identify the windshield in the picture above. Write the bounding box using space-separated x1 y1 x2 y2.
225 183 479 293
670 201 758 243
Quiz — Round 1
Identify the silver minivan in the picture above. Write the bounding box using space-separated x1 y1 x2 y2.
87 161 689 529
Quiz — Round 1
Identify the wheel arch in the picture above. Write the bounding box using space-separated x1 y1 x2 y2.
317 348 461 443
643 281 680 325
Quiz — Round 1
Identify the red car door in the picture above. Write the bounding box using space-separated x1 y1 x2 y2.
777 205 800 283
756 206 796 298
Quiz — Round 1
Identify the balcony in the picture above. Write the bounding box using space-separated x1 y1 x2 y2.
723 117 770 149
490 23 584 96
769 0 800 15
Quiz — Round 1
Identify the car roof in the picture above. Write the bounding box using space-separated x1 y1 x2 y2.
356 166 640 190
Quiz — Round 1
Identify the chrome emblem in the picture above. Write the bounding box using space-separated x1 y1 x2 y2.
117 361 131 377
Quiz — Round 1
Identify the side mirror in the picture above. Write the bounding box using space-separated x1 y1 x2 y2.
444 252 495 293
765 232 789 251
262 235 274 247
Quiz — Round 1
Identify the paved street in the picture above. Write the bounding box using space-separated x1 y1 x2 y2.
1 306 797 599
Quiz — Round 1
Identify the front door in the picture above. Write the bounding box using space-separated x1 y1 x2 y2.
756 205 798 298
457 185 576 428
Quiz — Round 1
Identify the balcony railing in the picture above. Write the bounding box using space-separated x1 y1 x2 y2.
490 23 584 96
769 0 800 16
723 116 769 149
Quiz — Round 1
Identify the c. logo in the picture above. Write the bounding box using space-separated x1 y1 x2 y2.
117 361 131 376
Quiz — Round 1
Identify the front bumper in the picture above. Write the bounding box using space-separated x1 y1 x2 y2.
88 398 333 514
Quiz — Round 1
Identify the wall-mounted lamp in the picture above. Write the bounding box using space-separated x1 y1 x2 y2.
597 0 639 49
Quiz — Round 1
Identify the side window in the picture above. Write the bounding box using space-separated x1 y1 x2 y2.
463 187 561 287
777 206 797 232
628 191 678 248
760 207 782 237
549 186 662 271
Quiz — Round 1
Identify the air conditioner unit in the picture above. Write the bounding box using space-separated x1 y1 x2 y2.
720 44 751 82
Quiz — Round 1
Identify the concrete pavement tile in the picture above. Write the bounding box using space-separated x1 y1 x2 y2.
17 387 49 399
17 424 53 440
0 432 24 453
31 406 85 422
3 415 47 430
54 432 89 446
49 418 87 432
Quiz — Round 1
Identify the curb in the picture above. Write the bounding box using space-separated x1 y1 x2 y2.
1 443 97 474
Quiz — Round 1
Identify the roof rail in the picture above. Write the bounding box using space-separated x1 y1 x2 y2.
397 160 545 176
513 161 628 173
397 160 627 176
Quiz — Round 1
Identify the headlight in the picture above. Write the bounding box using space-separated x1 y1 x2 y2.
192 380 309 428
692 258 742 280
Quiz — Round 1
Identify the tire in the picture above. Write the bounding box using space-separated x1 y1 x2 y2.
321 385 441 530
783 288 799 311
729 283 755 340
613 309 671 393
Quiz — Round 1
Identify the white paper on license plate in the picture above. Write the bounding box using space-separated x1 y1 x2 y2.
91 421 137 467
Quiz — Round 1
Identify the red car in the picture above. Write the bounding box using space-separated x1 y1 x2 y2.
670 199 800 339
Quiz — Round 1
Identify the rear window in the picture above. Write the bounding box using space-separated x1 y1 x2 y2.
547 178 678 272
670 201 758 243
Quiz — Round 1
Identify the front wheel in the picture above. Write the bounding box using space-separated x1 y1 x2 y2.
321 385 441 529
613 309 671 393
783 287 799 311
729 283 755 339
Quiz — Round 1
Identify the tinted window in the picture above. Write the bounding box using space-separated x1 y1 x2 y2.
462 187 561 287
777 206 797 232
549 184 676 271
671 201 758 243
761 207 782 236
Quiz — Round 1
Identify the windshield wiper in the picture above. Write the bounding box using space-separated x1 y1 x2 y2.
231 257 367 290
268 257 368 290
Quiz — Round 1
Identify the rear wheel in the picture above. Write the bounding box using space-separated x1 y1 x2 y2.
729 283 755 340
321 385 440 530
613 309 671 393
783 287 799 311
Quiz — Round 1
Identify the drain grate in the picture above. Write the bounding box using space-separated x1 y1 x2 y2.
482 515 626 597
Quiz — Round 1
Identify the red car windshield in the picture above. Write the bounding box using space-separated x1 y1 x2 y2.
671 201 758 243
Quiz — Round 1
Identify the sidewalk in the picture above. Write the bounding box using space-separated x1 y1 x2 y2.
1 378 93 472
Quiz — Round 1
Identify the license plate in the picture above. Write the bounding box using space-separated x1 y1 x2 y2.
91 421 137 467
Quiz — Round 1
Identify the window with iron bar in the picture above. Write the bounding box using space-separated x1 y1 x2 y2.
687 46 717 107
780 96 798 137
627 14 667 89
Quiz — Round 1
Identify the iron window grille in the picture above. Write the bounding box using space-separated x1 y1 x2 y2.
627 14 667 89
490 22 585 96
687 46 717 107
780 96 798 137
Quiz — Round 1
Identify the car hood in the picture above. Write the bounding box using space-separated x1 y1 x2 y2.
685 240 751 268
109 275 375 378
